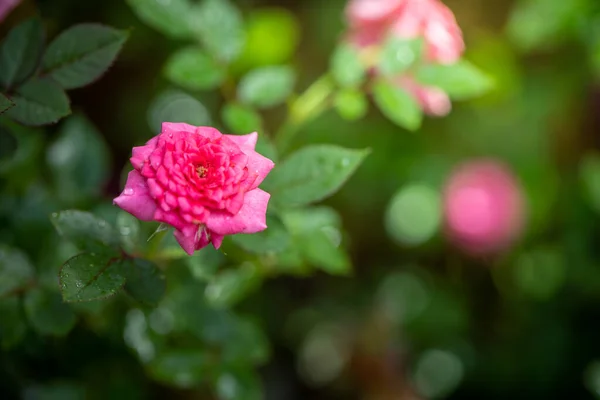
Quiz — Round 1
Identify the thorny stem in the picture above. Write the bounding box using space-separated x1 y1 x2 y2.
274 74 335 154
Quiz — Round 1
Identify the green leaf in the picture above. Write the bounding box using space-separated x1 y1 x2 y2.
43 24 128 90
116 211 141 254
330 44 365 88
0 246 35 297
222 317 270 365
415 60 493 100
372 79 422 131
5 78 70 126
506 0 584 52
148 349 212 388
0 125 18 165
231 214 291 254
264 145 369 208
0 18 44 89
221 103 263 134
126 0 195 39
379 37 423 76
22 382 86 400
0 297 27 349
580 152 600 214
164 47 225 91
147 89 210 134
0 93 14 113
216 367 263 400
59 252 127 302
193 0 245 62
205 263 260 308
24 288 76 336
46 115 111 203
282 207 350 275
238 66 295 109
299 229 350 275
51 210 120 253
123 259 166 306
334 88 368 121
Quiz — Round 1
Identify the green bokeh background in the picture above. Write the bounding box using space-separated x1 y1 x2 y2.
3 0 600 398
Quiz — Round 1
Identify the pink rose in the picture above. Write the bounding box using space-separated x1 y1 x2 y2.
0 0 21 22
443 160 526 255
390 0 464 64
346 0 405 28
346 0 464 64
114 123 275 255
344 0 464 117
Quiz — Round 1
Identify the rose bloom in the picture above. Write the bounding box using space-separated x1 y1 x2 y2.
443 160 526 255
0 0 21 22
114 123 275 255
345 0 464 116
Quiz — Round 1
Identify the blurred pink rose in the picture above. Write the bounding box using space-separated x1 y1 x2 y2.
443 160 526 255
0 0 21 22
346 0 464 64
345 0 464 117
114 123 275 255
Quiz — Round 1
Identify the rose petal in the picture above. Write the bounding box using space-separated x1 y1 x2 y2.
224 132 258 153
173 226 211 255
245 150 275 190
113 170 157 220
346 0 405 27
131 136 159 170
205 189 270 235
210 232 224 249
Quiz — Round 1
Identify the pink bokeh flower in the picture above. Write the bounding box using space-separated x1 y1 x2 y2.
345 0 464 116
0 0 21 23
443 160 526 255
114 123 275 255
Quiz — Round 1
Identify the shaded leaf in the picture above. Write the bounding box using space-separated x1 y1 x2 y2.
5 78 70 126
126 0 195 39
264 145 369 208
147 89 210 133
216 367 262 400
46 115 111 202
124 259 166 306
24 288 76 336
43 24 128 89
116 211 141 254
193 0 245 62
238 66 295 109
282 207 350 275
372 79 422 131
148 349 212 388
0 246 34 297
21 382 86 400
164 47 225 91
59 252 127 302
205 263 260 308
0 93 14 113
0 18 44 89
0 297 27 349
51 210 120 253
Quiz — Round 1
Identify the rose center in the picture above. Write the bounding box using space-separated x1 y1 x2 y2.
196 165 208 178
